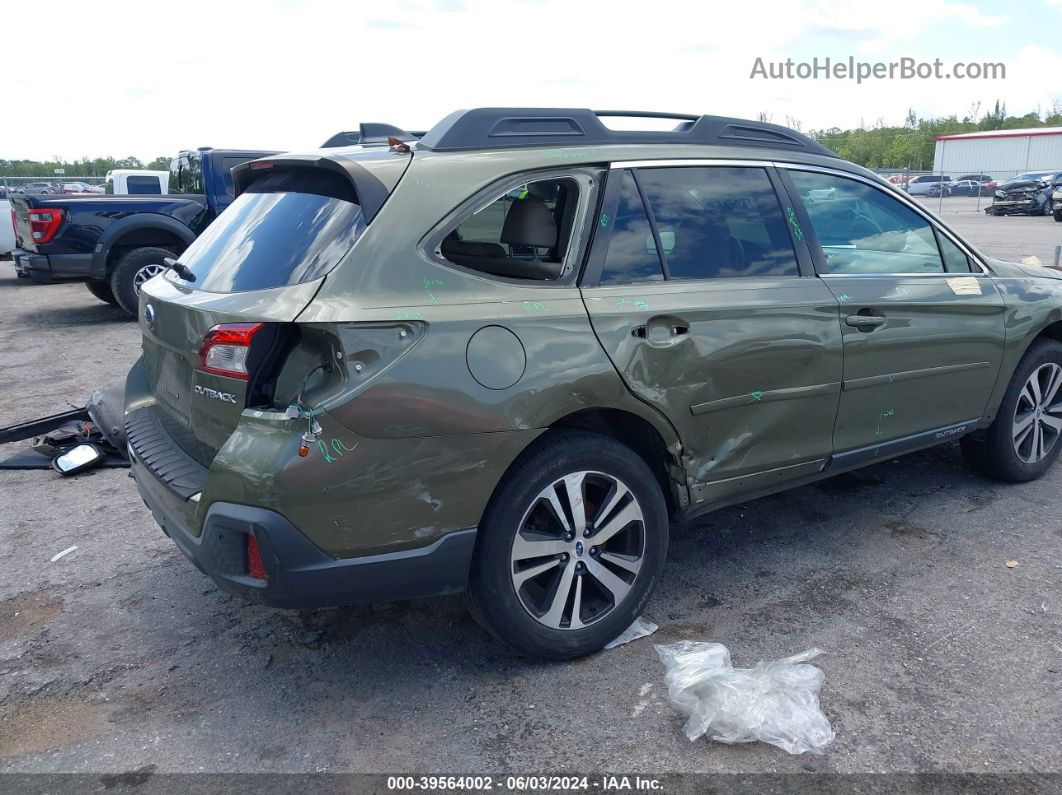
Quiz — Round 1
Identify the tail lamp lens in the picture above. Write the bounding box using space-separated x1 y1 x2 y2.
27 209 65 243
197 323 265 380
246 534 267 580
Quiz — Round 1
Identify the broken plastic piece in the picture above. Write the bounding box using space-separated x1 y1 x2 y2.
655 641 835 755
50 545 79 562
604 616 658 649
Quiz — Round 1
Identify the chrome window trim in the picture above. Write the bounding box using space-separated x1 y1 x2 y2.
610 158 774 169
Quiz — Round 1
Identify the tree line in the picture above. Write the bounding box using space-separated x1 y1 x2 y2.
0 155 171 178
799 101 1062 171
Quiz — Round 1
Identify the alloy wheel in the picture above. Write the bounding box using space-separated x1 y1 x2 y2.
133 263 166 295
1012 363 1062 463
510 471 645 630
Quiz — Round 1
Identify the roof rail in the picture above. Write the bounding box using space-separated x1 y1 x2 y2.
321 124 425 149
417 108 836 157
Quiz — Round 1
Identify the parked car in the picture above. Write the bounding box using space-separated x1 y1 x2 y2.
118 108 1062 660
61 181 104 194
1052 182 1062 222
9 148 277 314
18 181 57 194
933 179 981 197
105 170 169 195
986 171 1062 215
905 174 951 195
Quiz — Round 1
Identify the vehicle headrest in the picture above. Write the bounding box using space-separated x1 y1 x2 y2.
501 196 557 248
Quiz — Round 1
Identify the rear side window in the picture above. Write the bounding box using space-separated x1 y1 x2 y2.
175 169 363 293
635 166 799 280
126 175 161 194
789 171 945 274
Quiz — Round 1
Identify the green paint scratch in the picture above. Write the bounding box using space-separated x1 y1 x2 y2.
786 207 805 240
837 293 851 302
599 212 610 228
522 301 546 313
750 390 764 402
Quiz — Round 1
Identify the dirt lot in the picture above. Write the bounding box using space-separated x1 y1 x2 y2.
1 205 1061 785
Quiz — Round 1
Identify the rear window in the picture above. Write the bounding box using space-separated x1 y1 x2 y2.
126 175 162 194
175 169 363 293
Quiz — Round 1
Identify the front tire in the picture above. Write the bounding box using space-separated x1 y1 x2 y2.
109 246 173 317
467 431 668 660
1053 210 1062 222
961 339 1062 482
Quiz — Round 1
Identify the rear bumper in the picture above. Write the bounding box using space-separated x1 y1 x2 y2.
12 248 93 281
131 453 477 609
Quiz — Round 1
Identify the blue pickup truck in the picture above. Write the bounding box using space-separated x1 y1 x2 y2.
10 147 277 315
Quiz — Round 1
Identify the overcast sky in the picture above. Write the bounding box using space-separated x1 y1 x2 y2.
3 0 1061 161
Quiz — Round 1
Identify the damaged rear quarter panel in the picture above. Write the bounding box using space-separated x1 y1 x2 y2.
202 409 542 556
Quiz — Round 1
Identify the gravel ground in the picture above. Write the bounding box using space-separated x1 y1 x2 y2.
1 207 1061 785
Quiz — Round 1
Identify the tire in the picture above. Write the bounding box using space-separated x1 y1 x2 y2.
1053 211 1062 223
466 431 668 660
85 280 118 306
109 247 172 317
961 339 1062 482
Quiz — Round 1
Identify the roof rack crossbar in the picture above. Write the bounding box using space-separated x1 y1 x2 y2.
417 108 836 158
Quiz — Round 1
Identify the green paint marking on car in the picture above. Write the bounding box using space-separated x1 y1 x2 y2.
123 107 1062 660
786 207 805 240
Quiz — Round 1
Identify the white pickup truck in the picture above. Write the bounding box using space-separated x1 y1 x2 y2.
104 170 169 195
1 199 15 257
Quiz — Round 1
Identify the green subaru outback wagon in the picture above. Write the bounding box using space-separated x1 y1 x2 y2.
125 108 1062 659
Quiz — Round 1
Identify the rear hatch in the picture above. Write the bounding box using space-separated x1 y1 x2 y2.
138 165 370 465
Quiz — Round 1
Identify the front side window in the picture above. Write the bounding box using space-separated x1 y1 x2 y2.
937 232 973 272
789 171 945 274
440 177 576 280
635 166 799 280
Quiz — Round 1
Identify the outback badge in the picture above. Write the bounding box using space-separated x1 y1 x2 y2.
143 303 155 327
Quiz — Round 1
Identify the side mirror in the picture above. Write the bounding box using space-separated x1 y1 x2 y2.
52 443 105 476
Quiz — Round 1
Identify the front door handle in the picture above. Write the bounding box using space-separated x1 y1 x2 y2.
845 314 885 329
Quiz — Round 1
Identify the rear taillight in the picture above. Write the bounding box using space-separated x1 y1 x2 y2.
27 208 65 243
246 534 267 580
9 209 15 239
197 323 265 380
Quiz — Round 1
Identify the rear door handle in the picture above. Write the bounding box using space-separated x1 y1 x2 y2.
845 314 885 329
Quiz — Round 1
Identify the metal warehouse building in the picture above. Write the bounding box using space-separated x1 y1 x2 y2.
933 127 1062 177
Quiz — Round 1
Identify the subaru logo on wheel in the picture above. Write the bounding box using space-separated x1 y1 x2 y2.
143 303 155 326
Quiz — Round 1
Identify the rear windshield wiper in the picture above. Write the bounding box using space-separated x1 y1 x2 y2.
163 257 196 283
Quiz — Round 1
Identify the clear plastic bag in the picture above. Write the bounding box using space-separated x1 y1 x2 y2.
655 642 835 755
